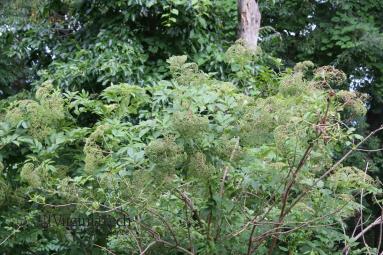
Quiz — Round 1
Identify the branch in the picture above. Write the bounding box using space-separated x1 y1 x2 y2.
343 216 383 255
220 137 240 197
286 125 383 217
177 190 203 228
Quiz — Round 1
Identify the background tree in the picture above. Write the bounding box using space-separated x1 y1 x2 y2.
238 0 261 50
260 2 383 245
0 0 239 96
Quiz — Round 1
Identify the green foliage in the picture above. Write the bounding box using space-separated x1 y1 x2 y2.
0 0 382 253
328 166 376 192
101 84 150 117
0 0 238 94
0 54 380 254
293 60 315 74
37 31 149 90
224 41 282 96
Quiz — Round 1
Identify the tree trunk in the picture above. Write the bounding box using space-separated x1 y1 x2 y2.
238 0 261 51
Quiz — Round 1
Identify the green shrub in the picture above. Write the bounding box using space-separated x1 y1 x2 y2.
0 53 380 254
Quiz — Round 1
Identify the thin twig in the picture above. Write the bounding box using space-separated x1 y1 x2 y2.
93 244 117 255
355 148 383 152
140 241 157 255
0 225 21 246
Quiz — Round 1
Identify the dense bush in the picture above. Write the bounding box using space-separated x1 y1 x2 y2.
0 43 381 254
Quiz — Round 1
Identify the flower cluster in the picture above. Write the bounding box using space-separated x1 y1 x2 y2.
20 163 41 188
336 90 367 119
0 178 8 206
146 136 186 172
313 66 347 88
172 111 209 139
83 125 110 174
5 81 65 140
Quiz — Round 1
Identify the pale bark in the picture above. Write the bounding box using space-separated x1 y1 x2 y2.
238 0 261 51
